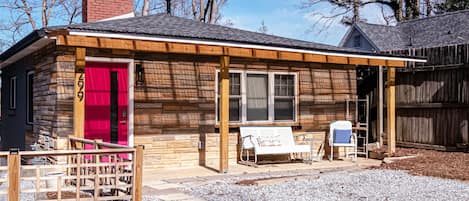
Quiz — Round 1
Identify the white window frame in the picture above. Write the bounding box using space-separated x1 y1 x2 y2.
272 72 298 122
26 71 34 124
215 70 298 124
9 76 16 110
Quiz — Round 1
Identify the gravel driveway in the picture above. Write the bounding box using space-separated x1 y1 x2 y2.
185 169 469 201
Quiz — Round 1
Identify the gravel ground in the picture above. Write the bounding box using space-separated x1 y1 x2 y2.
185 169 469 201
0 181 35 201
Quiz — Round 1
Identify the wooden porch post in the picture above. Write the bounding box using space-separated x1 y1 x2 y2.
8 150 20 201
74 48 86 138
377 66 384 147
387 67 396 154
219 55 230 173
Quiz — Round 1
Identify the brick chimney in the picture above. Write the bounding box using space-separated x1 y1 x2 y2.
82 0 134 23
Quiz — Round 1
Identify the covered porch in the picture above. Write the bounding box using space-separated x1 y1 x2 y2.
55 32 424 173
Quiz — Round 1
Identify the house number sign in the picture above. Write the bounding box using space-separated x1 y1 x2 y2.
77 69 84 102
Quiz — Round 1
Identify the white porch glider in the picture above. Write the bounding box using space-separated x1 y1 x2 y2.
240 126 310 163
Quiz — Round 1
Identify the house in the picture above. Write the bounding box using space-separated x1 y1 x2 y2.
0 0 422 172
341 10 469 150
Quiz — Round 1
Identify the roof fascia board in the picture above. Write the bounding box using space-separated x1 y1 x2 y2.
69 31 426 62
0 38 53 69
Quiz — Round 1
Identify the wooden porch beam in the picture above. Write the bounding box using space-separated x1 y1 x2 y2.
219 55 230 173
387 67 396 154
74 47 86 138
56 35 408 67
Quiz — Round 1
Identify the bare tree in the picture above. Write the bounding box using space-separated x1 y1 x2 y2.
42 0 57 27
56 0 81 25
0 0 81 49
136 0 227 24
142 0 150 16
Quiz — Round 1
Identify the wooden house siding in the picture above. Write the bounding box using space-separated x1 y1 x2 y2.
129 54 356 168
1 44 357 168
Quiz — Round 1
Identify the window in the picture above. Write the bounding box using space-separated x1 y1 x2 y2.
246 74 268 121
217 73 242 121
353 35 361 48
27 71 34 124
9 76 16 109
274 74 295 121
216 71 297 123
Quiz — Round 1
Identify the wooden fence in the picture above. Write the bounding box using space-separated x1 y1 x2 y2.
361 44 469 150
0 137 143 201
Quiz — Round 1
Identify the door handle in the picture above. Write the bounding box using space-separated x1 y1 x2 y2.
120 120 127 124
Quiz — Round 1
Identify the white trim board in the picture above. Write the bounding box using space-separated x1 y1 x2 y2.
69 31 427 63
85 57 135 148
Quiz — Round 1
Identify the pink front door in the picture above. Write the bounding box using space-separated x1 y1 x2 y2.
85 62 128 146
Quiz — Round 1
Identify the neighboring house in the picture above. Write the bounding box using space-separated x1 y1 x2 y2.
0 0 419 171
341 10 469 150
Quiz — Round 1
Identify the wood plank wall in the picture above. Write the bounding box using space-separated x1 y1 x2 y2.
364 44 469 148
130 53 357 168
17 46 357 169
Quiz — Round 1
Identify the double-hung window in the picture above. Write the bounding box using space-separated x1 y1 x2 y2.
274 74 295 121
217 72 242 122
216 71 297 123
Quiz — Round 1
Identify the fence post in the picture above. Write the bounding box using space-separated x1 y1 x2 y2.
134 145 144 201
8 148 20 201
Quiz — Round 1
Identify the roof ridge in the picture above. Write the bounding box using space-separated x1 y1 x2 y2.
357 21 394 27
399 9 469 24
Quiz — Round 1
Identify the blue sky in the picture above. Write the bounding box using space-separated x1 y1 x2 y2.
221 0 393 45
221 0 345 45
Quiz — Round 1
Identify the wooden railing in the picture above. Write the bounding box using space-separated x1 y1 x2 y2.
0 136 143 201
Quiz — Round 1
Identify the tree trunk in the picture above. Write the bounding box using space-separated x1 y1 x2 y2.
200 0 205 22
353 0 360 22
192 0 198 19
426 0 431 16
42 0 48 27
208 0 216 24
142 0 150 16
20 0 36 30
166 0 172 15
412 0 420 18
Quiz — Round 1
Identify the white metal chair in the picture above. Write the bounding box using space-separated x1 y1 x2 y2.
328 121 357 161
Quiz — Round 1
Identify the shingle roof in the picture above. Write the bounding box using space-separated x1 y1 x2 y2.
355 10 469 51
2 13 425 62
67 13 359 53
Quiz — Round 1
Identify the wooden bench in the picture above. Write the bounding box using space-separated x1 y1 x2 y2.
240 126 311 164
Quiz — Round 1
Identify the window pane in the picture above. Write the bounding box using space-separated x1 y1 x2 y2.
247 74 268 121
230 73 241 95
274 98 294 120
217 72 240 95
217 98 240 122
275 75 294 96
